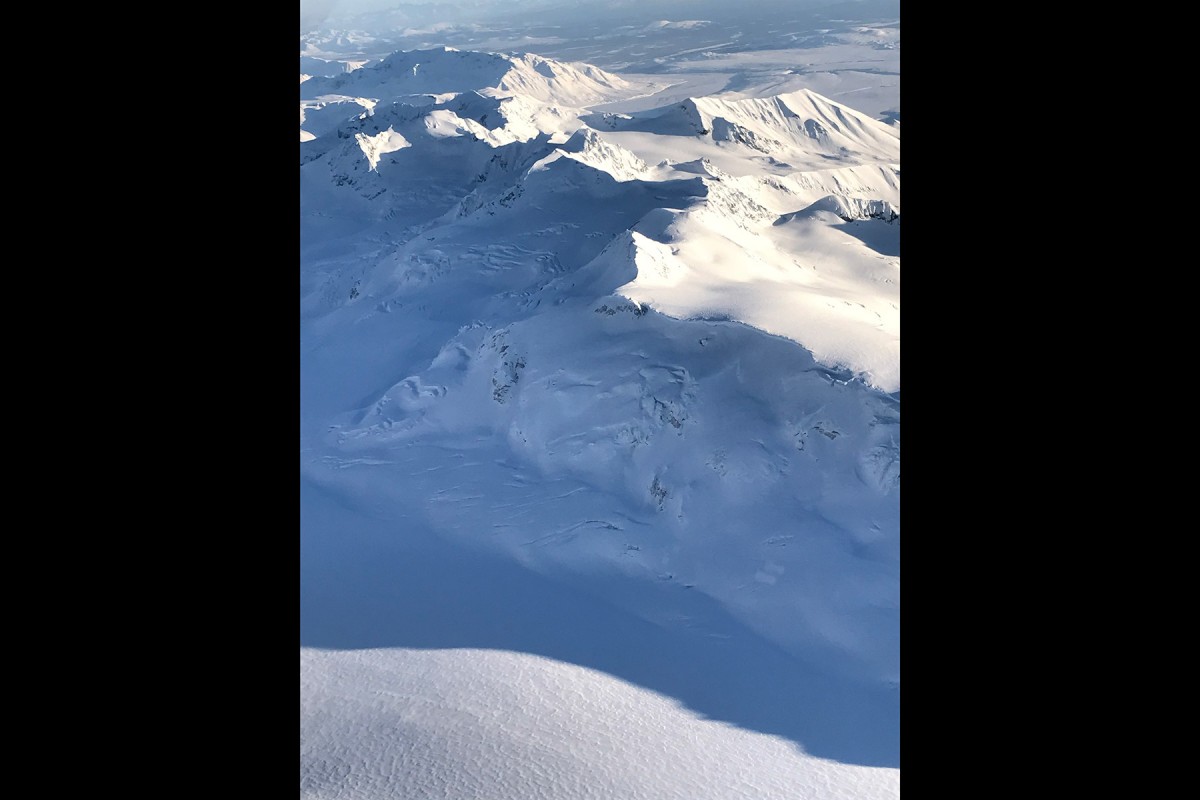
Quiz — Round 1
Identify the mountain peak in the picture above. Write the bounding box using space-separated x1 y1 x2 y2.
302 47 633 109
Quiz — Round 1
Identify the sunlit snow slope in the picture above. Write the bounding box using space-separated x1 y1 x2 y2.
301 43 899 798
302 647 899 800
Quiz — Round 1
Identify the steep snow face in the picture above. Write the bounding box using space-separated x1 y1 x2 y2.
588 90 898 172
300 95 376 141
301 90 586 148
529 127 653 183
608 197 900 392
785 195 899 224
698 90 900 162
301 647 900 800
356 126 412 170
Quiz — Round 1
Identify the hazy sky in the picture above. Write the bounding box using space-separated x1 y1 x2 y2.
301 0 585 28
299 0 890 32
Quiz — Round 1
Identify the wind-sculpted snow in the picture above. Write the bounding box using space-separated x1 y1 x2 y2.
301 45 900 795
301 647 900 800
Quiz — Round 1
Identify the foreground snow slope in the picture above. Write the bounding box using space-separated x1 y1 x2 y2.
302 477 898 796
301 647 899 800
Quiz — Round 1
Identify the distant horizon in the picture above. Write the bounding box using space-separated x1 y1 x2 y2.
302 0 900 34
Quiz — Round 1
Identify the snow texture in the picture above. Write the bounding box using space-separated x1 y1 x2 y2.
302 647 899 800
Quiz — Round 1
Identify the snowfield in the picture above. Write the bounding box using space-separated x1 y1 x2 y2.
301 11 900 797
302 647 899 800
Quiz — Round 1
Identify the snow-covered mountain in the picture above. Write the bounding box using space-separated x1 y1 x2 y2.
301 47 634 107
301 43 899 799
589 90 899 166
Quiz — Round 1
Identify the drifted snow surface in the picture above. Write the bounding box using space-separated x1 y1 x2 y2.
301 647 898 800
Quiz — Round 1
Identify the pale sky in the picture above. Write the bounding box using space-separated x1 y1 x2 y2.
301 0 594 28
299 0 890 32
